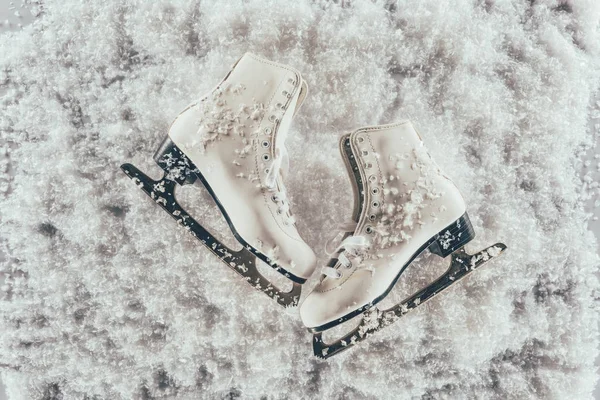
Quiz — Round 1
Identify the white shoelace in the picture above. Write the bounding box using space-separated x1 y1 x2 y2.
324 221 358 254
265 147 295 224
265 147 288 188
322 221 370 279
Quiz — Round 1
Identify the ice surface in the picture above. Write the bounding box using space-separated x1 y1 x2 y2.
1 0 599 398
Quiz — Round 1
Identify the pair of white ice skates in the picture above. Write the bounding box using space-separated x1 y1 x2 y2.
122 53 506 358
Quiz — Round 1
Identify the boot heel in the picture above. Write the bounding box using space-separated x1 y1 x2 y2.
429 213 476 258
153 136 198 185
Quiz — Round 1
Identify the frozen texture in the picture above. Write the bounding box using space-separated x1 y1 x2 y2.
1 0 599 398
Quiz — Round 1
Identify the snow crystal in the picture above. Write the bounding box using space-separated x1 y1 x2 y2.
0 0 599 399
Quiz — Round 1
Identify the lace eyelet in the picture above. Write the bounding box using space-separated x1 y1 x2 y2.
372 188 379 195
288 78 296 84
336 270 342 278
262 154 270 161
268 115 277 122
365 226 373 234
261 140 270 148
372 201 380 208
369 175 377 182
264 128 272 135
271 195 278 203
366 163 373 169
276 102 283 109
277 209 283 215
265 168 270 174
369 214 376 221
358 136 365 143
362 150 369 156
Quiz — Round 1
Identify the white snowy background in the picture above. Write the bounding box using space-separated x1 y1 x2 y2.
1 0 600 399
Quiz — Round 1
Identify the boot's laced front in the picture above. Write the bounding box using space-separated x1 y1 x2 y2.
322 222 370 279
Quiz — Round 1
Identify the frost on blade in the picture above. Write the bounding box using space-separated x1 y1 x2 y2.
357 308 382 337
487 246 503 258
438 230 456 250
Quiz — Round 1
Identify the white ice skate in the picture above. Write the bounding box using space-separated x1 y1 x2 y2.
121 53 316 307
299 121 506 357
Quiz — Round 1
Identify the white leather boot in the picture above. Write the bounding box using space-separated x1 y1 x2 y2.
299 121 506 357
122 54 316 307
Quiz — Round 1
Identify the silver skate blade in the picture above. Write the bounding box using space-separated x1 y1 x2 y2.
312 243 507 359
120 163 302 308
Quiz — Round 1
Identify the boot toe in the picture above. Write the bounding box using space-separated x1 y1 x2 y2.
300 290 342 329
300 270 378 328
277 239 317 281
300 291 325 329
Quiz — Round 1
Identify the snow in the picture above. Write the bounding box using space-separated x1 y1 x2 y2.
1 0 600 398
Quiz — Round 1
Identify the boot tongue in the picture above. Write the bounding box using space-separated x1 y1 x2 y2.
340 135 365 224
293 80 308 117
317 136 365 286
271 78 304 183
313 136 365 286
